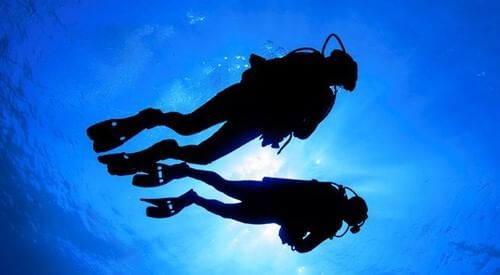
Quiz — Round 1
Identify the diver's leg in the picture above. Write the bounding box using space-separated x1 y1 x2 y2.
182 167 269 201
161 84 243 135
133 163 273 201
141 190 274 224
171 120 260 164
88 84 243 153
192 195 273 225
98 120 260 175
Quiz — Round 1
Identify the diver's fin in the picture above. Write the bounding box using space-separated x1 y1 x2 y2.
133 163 189 188
140 190 194 218
97 153 141 176
87 108 164 153
140 197 169 207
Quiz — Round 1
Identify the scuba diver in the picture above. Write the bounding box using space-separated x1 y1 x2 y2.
88 33 358 175
135 163 368 253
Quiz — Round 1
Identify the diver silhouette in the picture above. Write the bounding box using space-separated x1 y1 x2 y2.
87 33 358 175
136 163 368 253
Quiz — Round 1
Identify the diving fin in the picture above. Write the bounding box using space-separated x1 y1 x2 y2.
87 108 164 153
133 162 190 188
140 190 195 218
98 153 141 176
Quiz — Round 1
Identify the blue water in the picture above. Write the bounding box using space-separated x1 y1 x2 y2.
1 0 499 274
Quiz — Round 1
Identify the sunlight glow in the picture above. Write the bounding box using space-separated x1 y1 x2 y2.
217 150 288 254
260 224 280 240
232 150 284 180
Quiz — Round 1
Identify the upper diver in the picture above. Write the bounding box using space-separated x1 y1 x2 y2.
88 33 358 175
135 162 368 253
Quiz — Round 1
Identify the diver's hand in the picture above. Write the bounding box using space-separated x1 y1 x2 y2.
293 118 317 140
260 133 285 148
261 127 293 149
279 225 330 253
279 226 306 246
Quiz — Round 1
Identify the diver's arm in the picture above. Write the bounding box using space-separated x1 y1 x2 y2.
293 232 329 253
293 89 336 139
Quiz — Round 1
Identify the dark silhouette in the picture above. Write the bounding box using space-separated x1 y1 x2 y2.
87 33 358 175
136 163 368 253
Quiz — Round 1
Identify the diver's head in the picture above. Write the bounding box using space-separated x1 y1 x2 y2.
342 196 368 233
325 49 358 91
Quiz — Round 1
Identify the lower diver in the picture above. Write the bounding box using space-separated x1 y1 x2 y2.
136 163 368 253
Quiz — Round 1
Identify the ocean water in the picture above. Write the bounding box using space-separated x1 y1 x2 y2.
1 0 499 274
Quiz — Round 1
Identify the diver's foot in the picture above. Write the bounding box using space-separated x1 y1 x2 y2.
133 162 190 187
140 189 196 218
87 108 165 153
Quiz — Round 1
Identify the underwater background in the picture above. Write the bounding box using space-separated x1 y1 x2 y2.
1 0 499 274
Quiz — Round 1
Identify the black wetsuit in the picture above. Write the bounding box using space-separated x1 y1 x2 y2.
193 176 344 252
160 51 336 164
94 51 338 172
